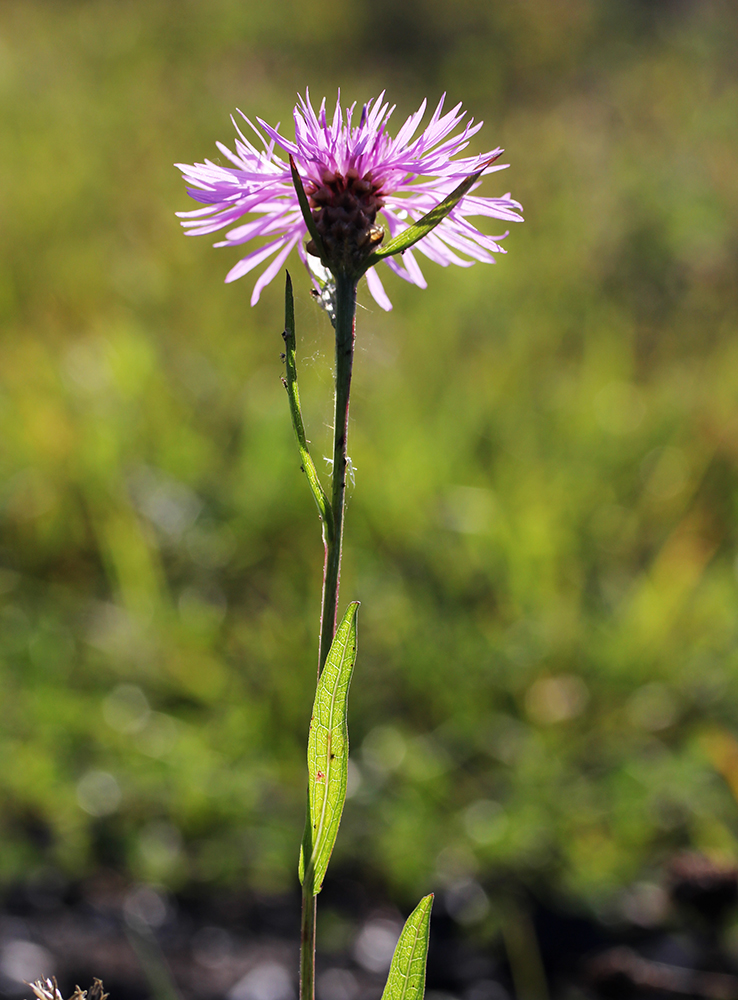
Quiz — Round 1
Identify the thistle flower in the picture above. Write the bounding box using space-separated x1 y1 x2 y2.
176 92 522 310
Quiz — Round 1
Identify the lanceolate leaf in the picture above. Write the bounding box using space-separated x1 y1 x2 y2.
359 155 501 272
299 602 359 894
380 895 434 1000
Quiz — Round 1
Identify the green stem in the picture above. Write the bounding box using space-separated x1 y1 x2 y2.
300 868 316 1000
317 273 357 674
297 272 357 1000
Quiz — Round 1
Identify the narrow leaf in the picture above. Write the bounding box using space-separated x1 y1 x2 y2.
380 895 434 1000
299 602 359 894
281 272 333 539
359 156 501 272
289 155 328 263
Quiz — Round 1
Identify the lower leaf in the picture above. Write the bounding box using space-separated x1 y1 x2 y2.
380 894 434 1000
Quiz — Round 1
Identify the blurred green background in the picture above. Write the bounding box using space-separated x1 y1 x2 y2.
2 0 738 924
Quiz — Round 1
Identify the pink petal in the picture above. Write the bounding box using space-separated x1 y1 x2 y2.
365 267 393 311
250 234 301 305
225 238 286 283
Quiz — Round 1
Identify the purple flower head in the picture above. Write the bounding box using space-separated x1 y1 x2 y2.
176 91 523 311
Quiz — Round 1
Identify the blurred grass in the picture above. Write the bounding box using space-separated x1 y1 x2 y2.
2 0 738 923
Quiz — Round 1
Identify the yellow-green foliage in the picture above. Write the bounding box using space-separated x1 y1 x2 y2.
1 0 738 912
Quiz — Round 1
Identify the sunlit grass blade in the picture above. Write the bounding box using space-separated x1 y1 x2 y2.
359 155 501 272
380 894 434 1000
299 601 359 894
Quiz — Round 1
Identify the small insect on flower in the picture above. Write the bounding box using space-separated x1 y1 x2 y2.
176 91 523 310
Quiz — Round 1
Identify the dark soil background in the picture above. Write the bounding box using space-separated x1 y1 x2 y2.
3 854 738 1000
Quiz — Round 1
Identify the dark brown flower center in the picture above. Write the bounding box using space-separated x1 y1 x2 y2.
307 168 385 273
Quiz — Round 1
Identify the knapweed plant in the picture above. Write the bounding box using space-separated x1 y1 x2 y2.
176 91 522 1000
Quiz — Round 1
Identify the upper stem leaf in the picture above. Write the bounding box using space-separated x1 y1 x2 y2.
299 601 359 894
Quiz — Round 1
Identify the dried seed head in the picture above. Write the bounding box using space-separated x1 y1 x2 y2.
31 981 63 1000
30 980 108 1000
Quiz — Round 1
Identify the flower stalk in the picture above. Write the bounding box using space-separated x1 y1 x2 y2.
298 273 356 1000
300 847 316 1000
283 269 357 1000
319 272 357 673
